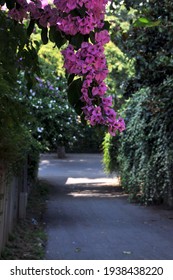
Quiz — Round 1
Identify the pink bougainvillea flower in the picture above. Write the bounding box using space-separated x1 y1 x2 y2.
41 0 49 8
8 8 27 22
17 0 28 9
95 30 110 45
6 0 125 135
92 82 107 97
102 96 113 107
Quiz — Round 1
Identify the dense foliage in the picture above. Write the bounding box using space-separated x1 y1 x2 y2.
119 85 173 206
103 0 173 207
0 10 39 169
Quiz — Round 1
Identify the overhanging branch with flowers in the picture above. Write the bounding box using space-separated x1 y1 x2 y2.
1 0 125 136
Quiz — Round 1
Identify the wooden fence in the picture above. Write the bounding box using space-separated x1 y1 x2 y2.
0 161 28 254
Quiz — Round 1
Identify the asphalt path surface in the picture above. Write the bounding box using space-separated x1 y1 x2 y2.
38 153 173 260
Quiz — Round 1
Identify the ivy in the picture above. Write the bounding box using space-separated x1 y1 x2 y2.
103 0 173 207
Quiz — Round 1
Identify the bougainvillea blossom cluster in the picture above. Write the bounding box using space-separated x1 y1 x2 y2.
8 0 59 27
62 32 125 135
5 0 125 135
54 0 108 35
8 0 108 33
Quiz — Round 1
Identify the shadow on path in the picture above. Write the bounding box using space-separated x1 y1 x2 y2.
39 154 173 260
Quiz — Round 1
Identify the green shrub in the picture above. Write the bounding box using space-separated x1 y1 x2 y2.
102 133 120 174
0 11 41 180
119 84 173 206
103 82 173 207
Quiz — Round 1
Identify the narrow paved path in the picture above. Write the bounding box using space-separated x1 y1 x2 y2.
38 153 173 260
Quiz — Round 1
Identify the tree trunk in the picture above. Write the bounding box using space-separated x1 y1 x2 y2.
57 146 66 159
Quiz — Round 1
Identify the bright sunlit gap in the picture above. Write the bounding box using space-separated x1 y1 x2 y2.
66 177 119 185
65 177 125 198
40 160 50 165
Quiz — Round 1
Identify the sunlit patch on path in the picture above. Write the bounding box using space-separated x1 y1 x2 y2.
66 177 125 198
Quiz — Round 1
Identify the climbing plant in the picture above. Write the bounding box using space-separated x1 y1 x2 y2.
103 0 173 207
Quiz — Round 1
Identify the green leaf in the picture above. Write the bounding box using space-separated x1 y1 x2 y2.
133 18 161 28
67 74 75 86
70 33 84 49
77 6 87 17
68 78 82 106
27 20 35 37
41 27 48 45
6 0 15 9
89 31 95 44
103 21 111 31
80 113 87 125
67 78 84 115
49 26 67 48
70 6 87 18
74 103 83 115
33 40 40 51
49 26 56 42
138 18 150 24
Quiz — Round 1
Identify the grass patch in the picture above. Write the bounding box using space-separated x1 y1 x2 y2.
0 180 49 260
